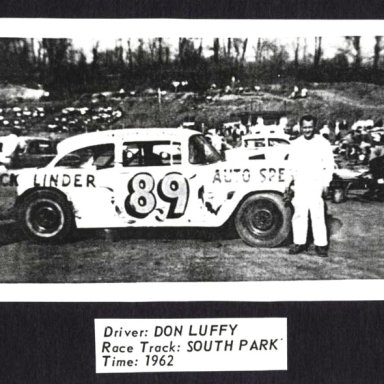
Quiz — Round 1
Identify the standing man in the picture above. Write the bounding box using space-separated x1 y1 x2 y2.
286 115 335 257
0 126 23 168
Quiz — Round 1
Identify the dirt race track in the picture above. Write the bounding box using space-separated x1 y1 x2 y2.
0 196 383 283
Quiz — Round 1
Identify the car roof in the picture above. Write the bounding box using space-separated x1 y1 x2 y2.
21 136 52 142
56 128 200 154
0 135 50 143
244 134 290 141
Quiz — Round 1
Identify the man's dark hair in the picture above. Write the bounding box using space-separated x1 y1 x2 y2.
300 114 317 127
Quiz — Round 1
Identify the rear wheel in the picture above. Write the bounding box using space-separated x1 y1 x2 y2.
235 193 292 247
17 190 74 243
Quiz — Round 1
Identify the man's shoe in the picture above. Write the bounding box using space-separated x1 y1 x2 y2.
288 244 307 255
315 246 328 257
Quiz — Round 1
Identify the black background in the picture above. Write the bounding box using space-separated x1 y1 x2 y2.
0 0 383 19
1 301 384 384
1 1 384 384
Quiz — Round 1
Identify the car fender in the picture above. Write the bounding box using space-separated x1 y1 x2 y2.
196 159 289 226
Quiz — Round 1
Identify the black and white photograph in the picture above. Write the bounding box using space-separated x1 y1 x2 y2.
1 13 384 384
0 20 383 282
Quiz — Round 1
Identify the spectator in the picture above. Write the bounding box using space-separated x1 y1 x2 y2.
0 126 23 168
365 136 384 199
319 124 331 140
369 135 384 162
300 88 308 98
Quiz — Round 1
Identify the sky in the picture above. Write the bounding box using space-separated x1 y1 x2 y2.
0 19 381 64
70 36 378 64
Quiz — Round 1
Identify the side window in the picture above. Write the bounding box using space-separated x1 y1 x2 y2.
152 142 181 165
123 143 141 166
254 139 266 148
122 141 181 167
27 140 56 155
56 144 114 169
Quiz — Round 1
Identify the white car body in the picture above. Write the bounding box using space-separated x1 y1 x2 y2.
13 128 292 246
225 131 291 161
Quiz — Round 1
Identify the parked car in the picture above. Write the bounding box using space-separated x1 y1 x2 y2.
14 128 292 247
12 137 57 169
225 132 291 161
0 136 57 169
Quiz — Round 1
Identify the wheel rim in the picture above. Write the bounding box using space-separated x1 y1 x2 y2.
241 199 283 239
26 198 65 238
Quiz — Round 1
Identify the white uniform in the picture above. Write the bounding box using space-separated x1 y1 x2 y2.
288 134 335 247
0 133 20 167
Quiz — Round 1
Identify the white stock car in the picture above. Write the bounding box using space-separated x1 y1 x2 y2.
225 132 291 161
14 128 292 247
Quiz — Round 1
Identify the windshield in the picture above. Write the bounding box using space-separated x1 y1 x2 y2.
189 135 222 164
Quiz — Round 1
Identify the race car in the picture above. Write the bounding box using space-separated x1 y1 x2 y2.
225 132 291 161
12 128 292 247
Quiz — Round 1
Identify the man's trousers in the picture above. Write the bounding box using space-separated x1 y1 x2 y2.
292 184 328 247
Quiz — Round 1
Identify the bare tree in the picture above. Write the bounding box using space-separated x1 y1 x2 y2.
178 38 199 64
92 41 99 66
115 39 124 66
303 38 308 64
37 39 46 66
148 39 156 63
197 38 203 57
178 38 185 59
241 38 248 62
233 38 241 61
136 39 145 67
254 38 262 63
294 37 300 70
158 37 163 64
345 36 361 68
29 38 36 65
126 39 133 71
373 36 382 71
227 38 232 58
213 38 220 63
165 46 170 64
314 36 322 68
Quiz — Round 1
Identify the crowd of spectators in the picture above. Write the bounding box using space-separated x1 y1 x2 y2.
0 106 46 131
46 106 123 133
330 119 384 165
0 103 124 136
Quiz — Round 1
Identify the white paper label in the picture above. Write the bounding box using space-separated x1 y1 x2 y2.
95 318 287 373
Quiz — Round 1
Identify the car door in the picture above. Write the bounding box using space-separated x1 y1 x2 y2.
48 142 117 228
113 139 191 226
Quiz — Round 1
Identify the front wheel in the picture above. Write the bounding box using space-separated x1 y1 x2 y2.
17 190 74 243
235 193 292 247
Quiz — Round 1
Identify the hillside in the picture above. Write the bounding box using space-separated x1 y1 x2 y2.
112 82 384 130
1 82 384 136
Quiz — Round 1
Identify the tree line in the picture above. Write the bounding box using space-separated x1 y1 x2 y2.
0 37 383 99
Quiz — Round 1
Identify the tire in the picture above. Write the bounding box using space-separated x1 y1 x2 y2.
17 189 74 243
235 193 292 247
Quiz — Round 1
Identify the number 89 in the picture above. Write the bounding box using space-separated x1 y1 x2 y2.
125 172 189 218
